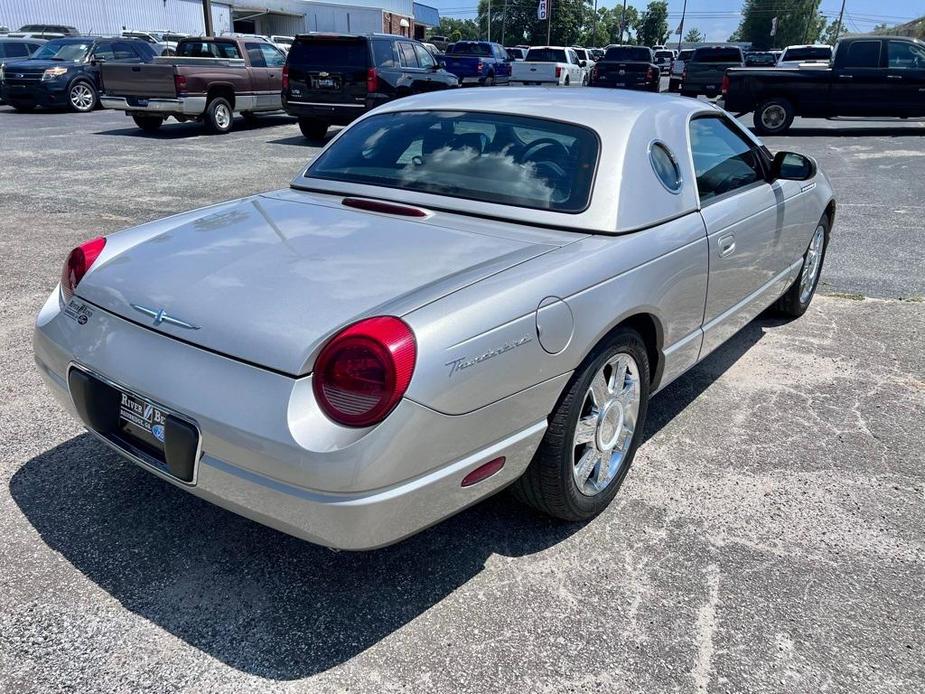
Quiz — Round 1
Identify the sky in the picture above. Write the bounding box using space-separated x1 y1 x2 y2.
434 0 925 42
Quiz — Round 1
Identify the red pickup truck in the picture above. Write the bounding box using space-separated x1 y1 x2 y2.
100 36 286 134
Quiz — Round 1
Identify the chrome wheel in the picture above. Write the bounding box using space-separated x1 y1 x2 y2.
69 83 95 111
572 353 640 497
799 223 825 304
761 104 786 130
214 103 231 130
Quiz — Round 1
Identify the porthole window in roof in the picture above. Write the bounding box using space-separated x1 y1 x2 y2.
649 141 682 194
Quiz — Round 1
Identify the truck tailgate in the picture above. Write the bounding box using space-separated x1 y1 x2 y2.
101 63 176 98
594 61 652 87
443 55 479 77
513 62 557 81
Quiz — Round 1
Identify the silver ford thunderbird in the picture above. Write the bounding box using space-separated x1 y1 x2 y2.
34 89 834 549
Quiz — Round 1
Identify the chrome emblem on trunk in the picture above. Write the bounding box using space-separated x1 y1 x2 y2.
131 304 200 330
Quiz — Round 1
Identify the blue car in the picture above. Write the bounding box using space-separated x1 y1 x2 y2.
0 36 157 112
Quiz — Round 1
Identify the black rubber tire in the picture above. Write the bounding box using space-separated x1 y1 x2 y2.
483 73 495 86
564 76 571 86
298 117 328 141
203 96 234 134
773 215 830 318
9 102 35 112
131 114 164 132
67 80 97 113
753 97 795 136
512 327 651 521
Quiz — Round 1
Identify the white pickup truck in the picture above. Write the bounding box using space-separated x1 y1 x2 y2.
511 46 586 85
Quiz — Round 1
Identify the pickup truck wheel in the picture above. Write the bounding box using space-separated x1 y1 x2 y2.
564 75 571 86
204 97 234 134
483 74 495 87
67 80 97 113
298 117 328 141
773 216 829 318
131 115 164 132
512 328 650 521
754 98 795 135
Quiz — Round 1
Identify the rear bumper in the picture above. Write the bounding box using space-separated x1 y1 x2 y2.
590 79 659 91
283 96 377 125
33 292 559 550
100 95 206 115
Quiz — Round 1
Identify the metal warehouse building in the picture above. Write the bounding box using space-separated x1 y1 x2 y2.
0 0 438 39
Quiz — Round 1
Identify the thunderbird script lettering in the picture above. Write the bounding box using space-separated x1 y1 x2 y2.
445 334 533 377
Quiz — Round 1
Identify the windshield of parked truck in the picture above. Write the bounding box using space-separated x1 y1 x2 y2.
604 47 652 62
306 110 599 213
31 39 90 61
692 47 742 63
526 48 567 62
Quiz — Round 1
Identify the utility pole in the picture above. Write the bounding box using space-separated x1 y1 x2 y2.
833 0 847 44
488 0 491 42
676 0 687 52
592 0 598 47
620 0 628 44
201 0 214 36
501 0 508 47
547 0 552 45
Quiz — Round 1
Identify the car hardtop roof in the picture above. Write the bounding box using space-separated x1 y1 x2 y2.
528 45 572 50
0 36 46 42
782 43 831 49
293 32 417 41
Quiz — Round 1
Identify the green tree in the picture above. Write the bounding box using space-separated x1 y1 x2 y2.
433 17 479 41
820 18 847 45
635 1 669 47
683 27 704 43
731 0 826 50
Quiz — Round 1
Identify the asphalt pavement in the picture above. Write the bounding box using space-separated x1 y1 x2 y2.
0 103 923 693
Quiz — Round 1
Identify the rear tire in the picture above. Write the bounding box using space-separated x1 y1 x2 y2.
483 73 495 86
512 328 650 521
204 96 234 134
298 117 328 141
131 114 164 132
773 215 829 318
754 97 795 135
564 75 571 86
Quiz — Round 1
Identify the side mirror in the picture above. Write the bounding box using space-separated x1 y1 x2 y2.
771 151 816 181
92 56 106 65
580 60 587 68
438 59 446 69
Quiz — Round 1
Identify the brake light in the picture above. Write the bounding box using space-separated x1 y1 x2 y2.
722 73 730 95
282 64 289 90
61 237 106 300
647 66 656 80
313 316 416 427
366 67 378 93
591 66 598 81
476 61 483 73
555 66 562 78
174 73 187 93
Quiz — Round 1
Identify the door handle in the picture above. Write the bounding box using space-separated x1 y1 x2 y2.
838 73 853 79
718 234 736 258
886 74 902 80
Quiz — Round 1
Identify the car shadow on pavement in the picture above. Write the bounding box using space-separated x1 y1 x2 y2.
93 115 296 139
10 316 780 680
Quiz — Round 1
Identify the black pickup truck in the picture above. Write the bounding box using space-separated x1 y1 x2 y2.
723 36 925 135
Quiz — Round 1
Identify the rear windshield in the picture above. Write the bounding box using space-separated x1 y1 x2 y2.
31 40 90 61
525 48 567 62
177 40 242 59
693 48 742 63
678 49 694 60
655 50 674 59
289 38 368 67
447 42 492 57
781 46 831 61
306 111 599 213
604 47 652 62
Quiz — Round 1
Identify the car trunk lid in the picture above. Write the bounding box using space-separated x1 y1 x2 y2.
76 191 565 376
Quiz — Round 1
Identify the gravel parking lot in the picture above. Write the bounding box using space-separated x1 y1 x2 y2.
1 102 923 693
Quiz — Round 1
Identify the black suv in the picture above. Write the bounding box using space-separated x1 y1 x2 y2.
1 36 157 112
282 33 458 140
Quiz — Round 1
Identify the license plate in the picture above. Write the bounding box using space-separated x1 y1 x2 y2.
135 98 149 107
119 389 168 445
706 84 715 89
316 78 335 88
616 83 626 87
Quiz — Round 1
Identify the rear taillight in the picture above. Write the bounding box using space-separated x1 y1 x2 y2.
591 66 598 81
555 66 562 78
476 61 483 73
313 316 416 428
722 73 730 95
366 67 378 93
647 66 656 80
174 74 187 93
682 67 687 82
282 64 289 90
61 237 106 300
